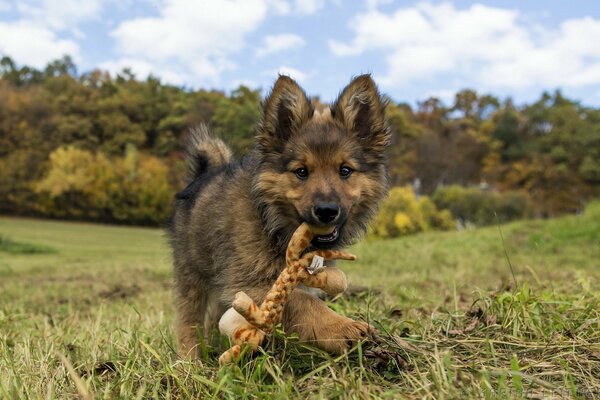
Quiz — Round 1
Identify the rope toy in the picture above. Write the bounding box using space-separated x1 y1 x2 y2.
218 223 356 365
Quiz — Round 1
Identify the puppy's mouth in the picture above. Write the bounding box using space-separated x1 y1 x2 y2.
311 226 339 248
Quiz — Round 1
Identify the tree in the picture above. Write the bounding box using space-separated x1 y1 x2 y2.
491 106 525 161
451 89 499 121
385 102 423 186
44 55 77 78
212 86 262 155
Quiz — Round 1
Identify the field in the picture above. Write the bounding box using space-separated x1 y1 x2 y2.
1 205 599 399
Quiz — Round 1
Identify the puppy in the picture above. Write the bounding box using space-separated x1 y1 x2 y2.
170 74 390 358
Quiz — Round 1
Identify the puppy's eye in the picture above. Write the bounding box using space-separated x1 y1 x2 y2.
294 167 309 180
340 166 353 178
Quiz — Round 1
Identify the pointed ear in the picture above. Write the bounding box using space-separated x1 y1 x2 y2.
333 74 390 155
257 75 312 153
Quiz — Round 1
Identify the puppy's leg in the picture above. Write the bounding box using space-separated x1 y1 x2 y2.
282 289 372 353
175 289 220 359
175 307 201 358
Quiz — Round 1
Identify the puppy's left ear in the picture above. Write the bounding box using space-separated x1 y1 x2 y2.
333 74 390 157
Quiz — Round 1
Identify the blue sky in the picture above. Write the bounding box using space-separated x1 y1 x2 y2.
1 0 600 106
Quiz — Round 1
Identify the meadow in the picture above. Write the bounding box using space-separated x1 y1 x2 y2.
0 204 599 399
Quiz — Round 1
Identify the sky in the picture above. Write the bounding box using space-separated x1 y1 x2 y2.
1 0 600 106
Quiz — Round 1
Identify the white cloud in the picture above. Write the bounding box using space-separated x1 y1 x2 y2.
110 0 270 85
264 0 326 15
0 20 80 67
366 0 391 10
0 0 105 69
98 58 188 85
266 66 307 82
330 2 600 91
294 0 325 14
256 33 305 57
16 0 102 31
268 0 291 14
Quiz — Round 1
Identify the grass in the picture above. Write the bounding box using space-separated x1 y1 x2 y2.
0 203 599 399
0 235 57 254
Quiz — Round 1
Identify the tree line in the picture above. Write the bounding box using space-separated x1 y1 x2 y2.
1 55 599 226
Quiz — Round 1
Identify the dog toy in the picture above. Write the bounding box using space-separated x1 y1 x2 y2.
218 223 356 365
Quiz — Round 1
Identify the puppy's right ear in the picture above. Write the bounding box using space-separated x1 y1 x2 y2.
257 75 312 153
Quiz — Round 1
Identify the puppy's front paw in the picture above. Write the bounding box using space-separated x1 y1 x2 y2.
312 316 374 354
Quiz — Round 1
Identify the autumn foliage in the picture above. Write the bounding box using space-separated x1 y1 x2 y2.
1 55 599 227
370 187 456 238
34 145 171 224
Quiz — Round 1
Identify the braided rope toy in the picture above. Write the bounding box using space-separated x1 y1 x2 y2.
218 223 356 365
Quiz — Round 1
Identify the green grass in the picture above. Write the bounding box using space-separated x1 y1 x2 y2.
0 235 57 254
0 204 599 399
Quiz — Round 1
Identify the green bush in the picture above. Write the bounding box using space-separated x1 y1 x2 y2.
34 145 172 225
432 185 532 226
370 186 456 238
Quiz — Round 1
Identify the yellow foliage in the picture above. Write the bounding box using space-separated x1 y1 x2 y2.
35 145 172 224
34 146 96 197
393 212 413 234
370 186 456 238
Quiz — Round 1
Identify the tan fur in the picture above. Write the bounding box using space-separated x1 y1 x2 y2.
170 74 389 360
312 107 333 123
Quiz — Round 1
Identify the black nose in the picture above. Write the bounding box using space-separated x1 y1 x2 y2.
313 203 340 224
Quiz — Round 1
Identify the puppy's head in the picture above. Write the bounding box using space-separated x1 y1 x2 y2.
253 74 390 248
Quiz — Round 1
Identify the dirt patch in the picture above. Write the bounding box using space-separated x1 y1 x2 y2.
99 284 141 300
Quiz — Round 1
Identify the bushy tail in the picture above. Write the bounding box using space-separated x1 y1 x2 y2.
185 125 233 179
